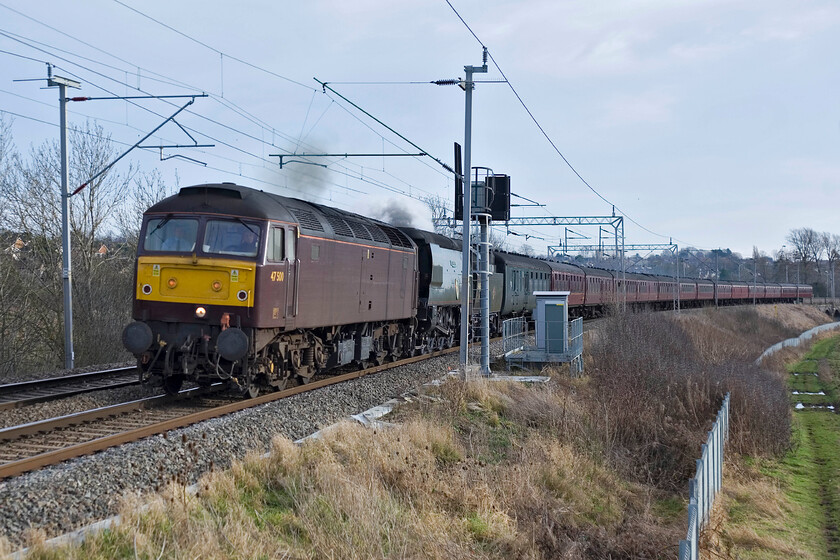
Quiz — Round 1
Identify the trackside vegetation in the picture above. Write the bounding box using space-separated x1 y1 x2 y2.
6 305 833 559
713 334 840 558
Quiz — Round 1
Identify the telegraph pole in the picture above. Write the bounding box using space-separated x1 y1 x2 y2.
459 50 488 371
48 67 81 370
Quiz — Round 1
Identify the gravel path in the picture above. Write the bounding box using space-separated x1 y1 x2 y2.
0 344 510 549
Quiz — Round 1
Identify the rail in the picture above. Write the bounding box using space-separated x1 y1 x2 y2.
0 367 137 410
0 342 473 480
679 392 730 560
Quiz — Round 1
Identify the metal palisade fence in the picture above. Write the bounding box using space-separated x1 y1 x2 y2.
679 393 730 560
502 317 528 355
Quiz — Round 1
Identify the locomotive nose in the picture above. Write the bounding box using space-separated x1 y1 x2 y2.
122 321 153 355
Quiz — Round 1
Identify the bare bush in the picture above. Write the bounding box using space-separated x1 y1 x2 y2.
586 311 790 489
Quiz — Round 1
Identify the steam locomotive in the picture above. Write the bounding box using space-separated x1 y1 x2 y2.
121 183 811 396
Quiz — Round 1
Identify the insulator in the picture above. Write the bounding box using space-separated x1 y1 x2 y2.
433 79 460 86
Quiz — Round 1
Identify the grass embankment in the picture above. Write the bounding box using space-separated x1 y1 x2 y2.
716 335 840 559
7 305 832 559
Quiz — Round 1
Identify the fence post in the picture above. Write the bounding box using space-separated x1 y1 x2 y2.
717 420 723 493
696 458 704 528
680 394 731 557
689 501 698 560
700 439 712 527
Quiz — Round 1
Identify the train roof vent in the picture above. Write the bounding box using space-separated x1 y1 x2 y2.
325 215 354 237
367 225 390 243
380 225 413 248
289 208 324 232
346 219 374 241
179 186 242 198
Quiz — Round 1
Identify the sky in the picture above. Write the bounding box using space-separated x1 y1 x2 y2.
1 0 838 258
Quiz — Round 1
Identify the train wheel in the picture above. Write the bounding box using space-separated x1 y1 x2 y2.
163 375 184 395
244 382 259 399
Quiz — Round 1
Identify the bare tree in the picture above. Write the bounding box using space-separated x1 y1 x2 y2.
821 232 840 298
786 227 822 283
519 243 536 257
115 168 173 249
0 120 168 372
419 194 453 235
0 115 34 377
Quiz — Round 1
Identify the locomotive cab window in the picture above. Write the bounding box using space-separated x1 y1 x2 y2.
144 217 198 253
203 219 261 258
267 227 284 262
286 227 296 261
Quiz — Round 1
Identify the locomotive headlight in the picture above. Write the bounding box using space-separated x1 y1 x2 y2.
167 277 178 289
195 306 207 318
211 280 222 292
237 290 248 302
141 284 152 295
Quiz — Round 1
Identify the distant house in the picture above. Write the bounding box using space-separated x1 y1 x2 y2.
96 244 108 257
3 238 26 260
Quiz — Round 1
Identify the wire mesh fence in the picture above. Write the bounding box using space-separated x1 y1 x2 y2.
679 392 730 560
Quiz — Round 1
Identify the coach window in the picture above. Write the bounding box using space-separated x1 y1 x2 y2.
267 227 284 262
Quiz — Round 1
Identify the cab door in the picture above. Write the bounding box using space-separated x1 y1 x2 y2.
264 225 297 328
285 227 298 326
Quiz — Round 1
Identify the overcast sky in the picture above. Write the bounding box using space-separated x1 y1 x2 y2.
1 0 838 257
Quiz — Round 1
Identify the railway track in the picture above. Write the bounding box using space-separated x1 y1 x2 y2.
0 367 139 411
0 345 463 480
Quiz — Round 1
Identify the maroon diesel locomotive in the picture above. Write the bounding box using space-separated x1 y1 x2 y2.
122 182 812 396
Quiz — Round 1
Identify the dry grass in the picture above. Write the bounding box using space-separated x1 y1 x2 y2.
18 304 829 559
23 380 684 559
709 460 822 559
753 304 833 333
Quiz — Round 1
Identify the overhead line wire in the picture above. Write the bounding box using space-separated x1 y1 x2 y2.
4 25 438 203
1 8 452 211
0 46 47 64
317 81 454 182
443 0 692 246
110 0 314 91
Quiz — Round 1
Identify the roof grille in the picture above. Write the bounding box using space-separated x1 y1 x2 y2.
380 225 413 248
326 215 354 237
289 208 324 232
368 225 390 243
179 186 241 198
346 219 373 241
